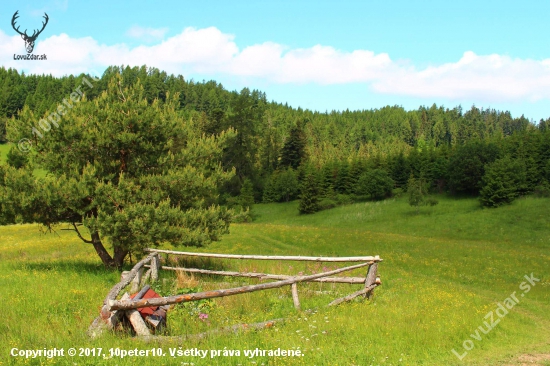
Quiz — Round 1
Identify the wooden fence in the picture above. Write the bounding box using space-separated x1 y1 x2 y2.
88 249 382 338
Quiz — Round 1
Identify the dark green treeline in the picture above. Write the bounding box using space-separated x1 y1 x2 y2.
2 65 550 210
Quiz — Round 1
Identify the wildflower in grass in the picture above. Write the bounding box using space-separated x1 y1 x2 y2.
199 313 209 321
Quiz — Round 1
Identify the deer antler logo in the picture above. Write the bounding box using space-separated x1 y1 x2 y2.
12 10 49 54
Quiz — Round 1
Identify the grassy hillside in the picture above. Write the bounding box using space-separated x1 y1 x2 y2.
0 195 549 365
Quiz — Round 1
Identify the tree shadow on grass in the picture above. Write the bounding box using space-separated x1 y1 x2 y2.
18 259 115 277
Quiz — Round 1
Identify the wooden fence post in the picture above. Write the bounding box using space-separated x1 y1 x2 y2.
291 283 301 311
364 258 379 299
151 253 160 282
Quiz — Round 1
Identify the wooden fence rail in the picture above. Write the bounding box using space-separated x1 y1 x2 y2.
144 248 381 263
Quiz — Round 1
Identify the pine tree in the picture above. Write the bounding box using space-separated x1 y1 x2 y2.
391 151 410 189
335 161 351 194
448 141 500 195
348 159 366 194
480 156 525 207
280 120 307 169
321 162 336 197
238 178 255 210
299 167 320 214
262 171 280 203
407 175 437 211
0 117 6 142
278 168 299 202
2 75 235 269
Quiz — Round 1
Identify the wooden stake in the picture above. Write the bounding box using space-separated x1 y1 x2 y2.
291 283 301 311
134 285 151 300
327 284 378 307
108 262 370 311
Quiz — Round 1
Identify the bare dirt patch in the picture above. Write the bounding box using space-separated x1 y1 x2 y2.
502 354 550 366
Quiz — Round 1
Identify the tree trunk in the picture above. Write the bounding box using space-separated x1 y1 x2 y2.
91 232 116 268
113 246 129 270
90 232 128 270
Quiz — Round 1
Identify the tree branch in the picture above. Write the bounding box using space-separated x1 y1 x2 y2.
117 81 127 102
72 222 93 243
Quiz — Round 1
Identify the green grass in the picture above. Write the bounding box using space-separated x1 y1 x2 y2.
0 195 549 365
0 143 10 164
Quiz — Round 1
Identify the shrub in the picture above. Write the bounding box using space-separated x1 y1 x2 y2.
425 196 439 206
318 198 338 211
335 194 353 206
392 187 404 198
262 168 299 203
356 169 394 200
231 207 253 223
480 156 526 207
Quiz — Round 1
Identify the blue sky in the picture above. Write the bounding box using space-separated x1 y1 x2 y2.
1 0 549 120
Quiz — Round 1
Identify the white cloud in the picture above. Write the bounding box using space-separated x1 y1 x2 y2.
373 51 550 102
1 26 550 103
126 25 168 42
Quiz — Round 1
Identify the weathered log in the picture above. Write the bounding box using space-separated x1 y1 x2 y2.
126 308 151 336
106 254 155 301
327 284 378 307
145 248 382 263
145 307 167 330
87 254 154 338
108 262 370 311
125 288 152 336
131 268 144 293
88 292 131 338
151 265 368 284
120 271 130 281
364 262 379 299
291 283 301 311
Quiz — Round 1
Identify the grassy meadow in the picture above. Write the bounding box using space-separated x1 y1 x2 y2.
0 195 549 365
